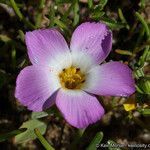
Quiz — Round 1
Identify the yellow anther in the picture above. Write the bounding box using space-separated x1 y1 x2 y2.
59 66 85 90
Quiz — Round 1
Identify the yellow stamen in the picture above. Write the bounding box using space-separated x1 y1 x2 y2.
59 66 85 90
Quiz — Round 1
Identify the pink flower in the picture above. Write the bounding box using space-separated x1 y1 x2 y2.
15 22 135 128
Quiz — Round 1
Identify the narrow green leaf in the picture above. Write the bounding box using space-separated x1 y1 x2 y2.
118 8 130 29
140 0 146 9
0 0 10 5
91 11 105 20
135 85 144 94
39 0 46 9
101 17 126 29
15 119 47 143
134 68 144 79
56 0 71 4
138 109 150 116
88 0 93 9
10 0 23 20
31 111 49 119
49 4 55 27
135 12 150 39
54 18 68 31
0 0 22 7
62 2 75 21
135 12 150 66
133 28 145 52
115 49 133 56
99 0 108 10
107 140 122 150
73 0 79 26
35 13 42 28
0 34 11 42
137 77 150 94
31 106 61 119
0 128 26 142
10 0 36 29
86 132 103 150
18 30 25 42
11 47 16 70
35 0 46 28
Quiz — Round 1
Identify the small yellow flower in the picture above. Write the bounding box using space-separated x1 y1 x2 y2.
123 95 136 111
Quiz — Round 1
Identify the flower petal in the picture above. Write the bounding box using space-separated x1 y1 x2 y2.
70 22 112 64
15 65 60 111
71 51 96 73
56 89 104 128
25 29 71 67
83 62 135 97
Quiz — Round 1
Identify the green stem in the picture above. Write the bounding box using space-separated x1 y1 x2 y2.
34 128 55 150
10 0 36 29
